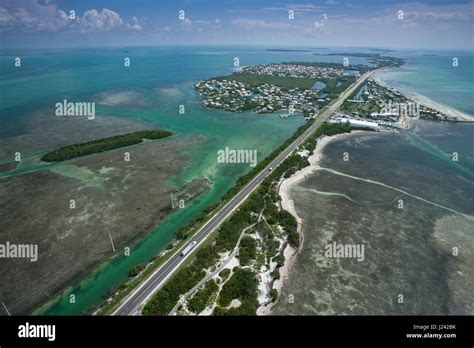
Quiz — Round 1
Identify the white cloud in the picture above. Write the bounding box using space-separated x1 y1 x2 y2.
77 8 123 32
180 17 192 28
213 17 221 29
263 4 323 13
127 16 143 31
400 10 471 23
0 7 15 27
0 6 56 32
310 21 324 30
307 13 328 35
36 0 59 6
342 3 473 27
0 6 125 33
232 18 290 30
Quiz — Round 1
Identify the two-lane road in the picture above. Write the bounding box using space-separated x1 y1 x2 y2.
113 69 374 316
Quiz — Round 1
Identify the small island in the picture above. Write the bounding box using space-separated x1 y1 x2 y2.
194 62 359 117
313 52 405 69
41 129 172 162
195 57 469 128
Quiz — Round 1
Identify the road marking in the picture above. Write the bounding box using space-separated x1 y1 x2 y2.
114 70 375 315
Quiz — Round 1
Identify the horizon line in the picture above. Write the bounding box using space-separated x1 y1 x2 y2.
1 43 473 52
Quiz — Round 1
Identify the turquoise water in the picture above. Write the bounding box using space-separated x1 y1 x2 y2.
0 46 472 315
404 120 474 180
1 46 314 314
374 49 474 115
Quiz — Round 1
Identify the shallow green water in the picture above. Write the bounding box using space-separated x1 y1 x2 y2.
11 47 307 315
1 46 472 315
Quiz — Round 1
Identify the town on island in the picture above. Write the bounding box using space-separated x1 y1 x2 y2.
16 53 470 318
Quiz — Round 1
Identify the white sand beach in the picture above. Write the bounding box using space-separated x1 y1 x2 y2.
267 131 365 314
372 75 474 122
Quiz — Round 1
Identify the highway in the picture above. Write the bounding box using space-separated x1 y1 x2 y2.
113 69 374 316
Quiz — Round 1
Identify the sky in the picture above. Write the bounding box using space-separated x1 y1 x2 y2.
0 0 472 49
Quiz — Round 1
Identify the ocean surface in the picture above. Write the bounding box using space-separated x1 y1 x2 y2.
269 48 474 315
274 122 474 315
0 46 472 315
373 49 474 116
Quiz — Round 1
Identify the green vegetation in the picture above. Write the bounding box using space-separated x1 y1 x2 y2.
142 245 218 315
215 269 258 315
176 225 191 240
257 221 280 257
340 100 379 118
284 60 372 74
128 263 146 278
302 122 351 154
273 253 285 268
269 288 279 303
283 61 345 69
368 56 405 68
141 185 273 315
238 236 257 266
187 279 219 314
103 286 119 300
215 73 317 90
270 269 280 280
319 76 356 99
214 208 253 252
302 55 404 69
93 230 201 315
278 210 299 247
219 268 231 281
41 130 172 162
223 122 310 200
95 236 191 315
263 185 301 248
326 52 381 58
339 79 407 118
142 121 364 315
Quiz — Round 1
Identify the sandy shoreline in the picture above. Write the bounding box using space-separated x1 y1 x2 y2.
279 131 364 218
268 131 365 314
372 74 474 122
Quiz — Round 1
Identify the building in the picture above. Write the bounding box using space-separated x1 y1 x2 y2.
331 117 379 129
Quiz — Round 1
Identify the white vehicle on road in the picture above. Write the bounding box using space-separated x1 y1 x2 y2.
180 240 197 257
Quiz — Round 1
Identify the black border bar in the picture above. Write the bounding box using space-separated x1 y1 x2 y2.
0 315 473 346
